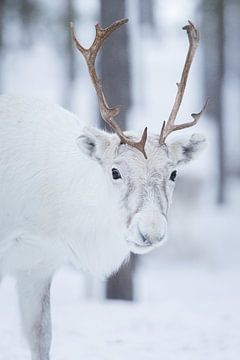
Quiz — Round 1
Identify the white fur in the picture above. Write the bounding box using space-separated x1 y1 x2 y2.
0 95 128 278
0 95 206 360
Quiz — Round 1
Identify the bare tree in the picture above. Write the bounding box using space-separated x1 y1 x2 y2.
62 0 76 110
139 0 155 29
202 0 226 204
0 0 5 92
0 0 41 91
225 0 240 177
100 0 135 301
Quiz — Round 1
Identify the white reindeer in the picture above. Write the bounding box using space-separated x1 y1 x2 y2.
0 19 206 360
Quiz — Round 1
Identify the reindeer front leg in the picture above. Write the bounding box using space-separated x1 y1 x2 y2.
17 271 53 360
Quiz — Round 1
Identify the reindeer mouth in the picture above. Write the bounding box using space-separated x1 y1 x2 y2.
126 240 154 255
132 241 152 248
126 230 167 254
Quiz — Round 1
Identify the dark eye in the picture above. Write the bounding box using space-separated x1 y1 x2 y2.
170 170 177 182
112 168 122 180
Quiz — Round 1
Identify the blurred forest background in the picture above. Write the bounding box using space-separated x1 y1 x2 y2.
0 0 239 303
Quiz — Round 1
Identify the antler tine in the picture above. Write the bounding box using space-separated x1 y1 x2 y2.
70 19 148 159
160 98 208 143
159 21 207 145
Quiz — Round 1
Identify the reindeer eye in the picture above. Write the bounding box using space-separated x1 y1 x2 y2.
112 168 122 180
170 170 177 182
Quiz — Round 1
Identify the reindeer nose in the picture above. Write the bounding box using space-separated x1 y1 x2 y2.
138 228 165 246
138 230 152 246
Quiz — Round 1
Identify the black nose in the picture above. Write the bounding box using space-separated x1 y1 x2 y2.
139 230 152 246
138 227 165 245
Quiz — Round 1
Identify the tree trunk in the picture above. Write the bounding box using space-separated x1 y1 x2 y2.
106 255 137 301
100 0 131 130
0 0 5 93
202 0 226 204
225 0 240 177
63 0 76 110
139 0 155 29
100 0 135 301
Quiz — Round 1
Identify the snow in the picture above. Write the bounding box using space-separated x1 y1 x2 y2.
0 265 240 360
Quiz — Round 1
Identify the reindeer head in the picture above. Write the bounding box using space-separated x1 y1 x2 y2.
71 19 207 254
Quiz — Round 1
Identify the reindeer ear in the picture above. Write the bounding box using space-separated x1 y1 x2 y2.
167 133 206 165
77 126 113 161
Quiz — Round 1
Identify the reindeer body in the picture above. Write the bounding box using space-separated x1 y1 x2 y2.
0 19 207 360
0 95 129 278
0 94 205 360
0 95 132 360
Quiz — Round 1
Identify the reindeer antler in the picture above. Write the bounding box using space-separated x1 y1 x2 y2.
159 21 208 145
70 19 148 159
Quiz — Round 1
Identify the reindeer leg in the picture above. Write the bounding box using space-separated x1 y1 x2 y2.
17 270 53 360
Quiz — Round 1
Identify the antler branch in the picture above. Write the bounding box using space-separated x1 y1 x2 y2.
159 21 207 145
70 19 148 158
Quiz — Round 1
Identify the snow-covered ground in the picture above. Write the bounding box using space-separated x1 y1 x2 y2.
0 265 240 360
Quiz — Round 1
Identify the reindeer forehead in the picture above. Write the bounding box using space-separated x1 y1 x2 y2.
113 139 173 173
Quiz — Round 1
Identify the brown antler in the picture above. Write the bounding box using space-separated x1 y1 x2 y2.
159 21 208 145
70 19 148 159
